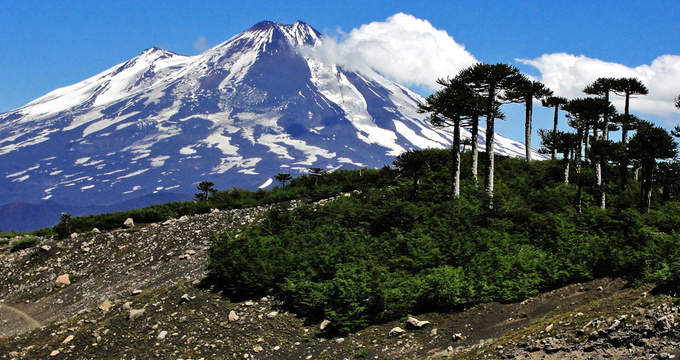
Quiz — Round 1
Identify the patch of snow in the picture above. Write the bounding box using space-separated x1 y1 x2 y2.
259 178 273 188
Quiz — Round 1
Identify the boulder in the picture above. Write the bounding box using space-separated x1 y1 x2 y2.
266 311 278 319
92 228 100 234
229 310 239 322
320 319 331 330
406 316 430 329
123 218 134 228
40 245 51 251
55 274 71 287
389 327 405 337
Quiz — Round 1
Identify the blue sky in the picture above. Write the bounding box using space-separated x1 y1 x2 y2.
1 0 679 144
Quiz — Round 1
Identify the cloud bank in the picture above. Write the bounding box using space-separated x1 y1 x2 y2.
519 54 680 120
309 13 477 91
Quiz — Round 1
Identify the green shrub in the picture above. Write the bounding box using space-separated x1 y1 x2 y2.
10 237 40 252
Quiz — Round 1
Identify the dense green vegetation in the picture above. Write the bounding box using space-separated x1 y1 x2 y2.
206 150 680 333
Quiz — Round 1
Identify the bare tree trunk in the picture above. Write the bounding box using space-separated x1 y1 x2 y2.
525 94 533 161
563 150 570 184
552 106 559 160
453 116 461 199
599 160 606 209
471 114 479 185
485 85 496 210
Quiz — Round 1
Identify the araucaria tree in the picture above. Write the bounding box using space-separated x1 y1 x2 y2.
541 96 568 159
563 98 616 210
628 121 678 212
583 77 617 140
503 77 553 161
419 77 477 199
274 173 292 187
195 181 217 201
612 78 648 143
458 63 524 209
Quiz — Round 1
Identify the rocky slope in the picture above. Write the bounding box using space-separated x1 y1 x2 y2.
1 204 679 359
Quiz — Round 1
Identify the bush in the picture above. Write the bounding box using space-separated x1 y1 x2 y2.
10 237 40 252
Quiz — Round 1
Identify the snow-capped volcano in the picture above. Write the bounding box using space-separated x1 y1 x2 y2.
0 20 537 228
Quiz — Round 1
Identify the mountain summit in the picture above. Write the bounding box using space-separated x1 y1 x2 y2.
0 20 535 228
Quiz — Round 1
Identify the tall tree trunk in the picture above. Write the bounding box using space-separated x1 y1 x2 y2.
552 106 559 160
620 93 631 190
599 159 606 209
575 127 584 212
525 94 533 161
471 113 479 185
563 150 570 184
485 84 496 210
641 161 653 213
453 116 461 199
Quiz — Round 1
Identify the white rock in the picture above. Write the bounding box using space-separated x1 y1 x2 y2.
157 330 168 340
92 228 100 233
406 316 430 329
229 310 239 322
40 245 51 251
266 311 278 319
123 218 134 228
320 319 331 330
389 327 405 337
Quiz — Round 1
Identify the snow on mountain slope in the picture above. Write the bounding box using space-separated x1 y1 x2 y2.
0 20 541 216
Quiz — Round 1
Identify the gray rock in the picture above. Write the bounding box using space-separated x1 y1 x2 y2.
266 311 278 319
123 218 134 228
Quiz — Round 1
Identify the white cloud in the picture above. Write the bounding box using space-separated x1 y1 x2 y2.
519 53 680 121
308 13 477 91
193 35 209 51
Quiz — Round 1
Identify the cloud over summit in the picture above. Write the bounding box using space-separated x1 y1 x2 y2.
308 13 477 91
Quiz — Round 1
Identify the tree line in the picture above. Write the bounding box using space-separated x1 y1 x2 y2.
417 63 680 213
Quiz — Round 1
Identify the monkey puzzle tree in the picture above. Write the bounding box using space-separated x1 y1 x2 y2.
628 121 678 212
538 129 578 184
419 77 478 199
583 77 617 140
195 181 217 201
612 78 648 143
503 76 553 161
458 63 524 209
541 96 568 159
393 149 441 200
563 98 616 210
274 173 292 187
